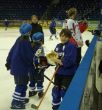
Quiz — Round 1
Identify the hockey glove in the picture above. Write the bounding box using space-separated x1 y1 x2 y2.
33 56 49 69
46 51 62 65
5 62 10 70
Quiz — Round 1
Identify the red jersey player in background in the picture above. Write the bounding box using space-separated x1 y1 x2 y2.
63 7 88 68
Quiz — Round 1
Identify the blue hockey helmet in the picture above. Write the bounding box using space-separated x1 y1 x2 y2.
20 23 32 35
32 32 44 42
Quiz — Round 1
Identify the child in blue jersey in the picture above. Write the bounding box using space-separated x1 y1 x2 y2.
5 23 39 109
49 19 58 40
50 29 77 110
28 32 49 98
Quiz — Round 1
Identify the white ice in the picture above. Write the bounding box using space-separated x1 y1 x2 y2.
0 28 93 110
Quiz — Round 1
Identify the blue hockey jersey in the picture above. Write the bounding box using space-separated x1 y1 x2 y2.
29 44 44 73
55 42 77 76
6 36 34 75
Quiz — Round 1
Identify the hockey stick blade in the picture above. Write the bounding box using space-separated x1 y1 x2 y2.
31 104 38 109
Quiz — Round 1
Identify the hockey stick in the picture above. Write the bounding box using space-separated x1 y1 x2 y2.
37 67 55 85
44 74 55 85
31 66 60 110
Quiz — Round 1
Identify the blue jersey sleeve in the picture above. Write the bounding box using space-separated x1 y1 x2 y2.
6 37 20 65
6 44 15 65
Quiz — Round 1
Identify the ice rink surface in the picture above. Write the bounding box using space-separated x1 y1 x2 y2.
0 28 93 110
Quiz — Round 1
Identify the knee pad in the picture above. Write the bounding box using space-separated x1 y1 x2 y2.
52 86 61 99
15 85 27 92
37 80 43 87
29 81 36 87
37 81 43 92
29 81 36 91
52 86 61 106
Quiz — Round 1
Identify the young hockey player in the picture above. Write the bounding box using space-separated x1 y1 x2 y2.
49 29 77 110
49 19 58 40
65 8 87 67
29 32 48 98
4 19 9 31
5 23 35 109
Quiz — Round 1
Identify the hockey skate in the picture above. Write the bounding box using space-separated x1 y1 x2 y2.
29 91 37 97
38 91 44 98
11 100 25 109
24 98 29 104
